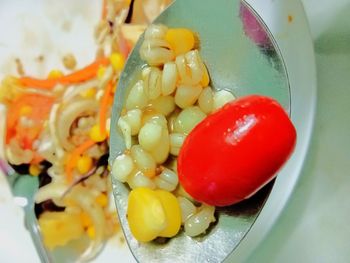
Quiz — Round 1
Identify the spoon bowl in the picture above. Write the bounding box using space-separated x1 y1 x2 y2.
109 0 289 262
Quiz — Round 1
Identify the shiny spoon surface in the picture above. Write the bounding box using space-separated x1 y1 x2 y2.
109 0 289 262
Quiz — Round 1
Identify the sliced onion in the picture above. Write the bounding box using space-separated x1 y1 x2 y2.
34 181 68 204
56 99 98 151
63 185 106 261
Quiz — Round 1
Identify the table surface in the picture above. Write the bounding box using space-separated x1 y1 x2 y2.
1 0 349 262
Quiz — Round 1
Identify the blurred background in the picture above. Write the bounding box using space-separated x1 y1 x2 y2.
0 0 349 262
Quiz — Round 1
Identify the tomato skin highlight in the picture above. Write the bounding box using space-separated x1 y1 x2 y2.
177 95 297 207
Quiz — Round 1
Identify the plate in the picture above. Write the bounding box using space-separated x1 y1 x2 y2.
0 0 315 262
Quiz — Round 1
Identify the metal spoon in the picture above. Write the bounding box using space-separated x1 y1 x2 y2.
109 0 290 262
0 160 51 262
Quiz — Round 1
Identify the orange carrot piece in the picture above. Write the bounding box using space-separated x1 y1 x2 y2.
19 57 110 89
99 81 114 136
60 57 110 84
65 139 95 183
19 77 58 89
102 0 108 19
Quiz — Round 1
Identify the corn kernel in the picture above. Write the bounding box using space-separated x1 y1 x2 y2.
48 69 63 79
80 212 92 228
29 164 41 176
200 64 210 87
97 66 106 80
127 187 166 242
110 53 125 71
80 88 96 99
20 105 33 116
76 155 93 174
87 226 96 239
95 193 108 208
155 190 181 238
165 28 195 56
89 124 107 142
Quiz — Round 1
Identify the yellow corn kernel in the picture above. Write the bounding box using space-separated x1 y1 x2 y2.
110 53 125 71
20 105 33 116
155 190 181 238
97 66 106 80
38 211 84 250
200 64 210 87
48 69 63 79
80 88 96 99
95 193 108 208
0 76 21 102
29 164 41 176
127 187 167 242
89 124 107 142
87 226 96 239
80 212 92 228
76 155 93 174
165 28 195 56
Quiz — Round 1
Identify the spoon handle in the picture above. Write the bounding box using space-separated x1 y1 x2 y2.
24 209 52 263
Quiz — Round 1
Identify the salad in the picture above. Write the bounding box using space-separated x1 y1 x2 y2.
0 0 171 260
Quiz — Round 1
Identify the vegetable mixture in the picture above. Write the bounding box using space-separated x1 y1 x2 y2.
112 24 236 242
0 0 171 260
112 24 296 243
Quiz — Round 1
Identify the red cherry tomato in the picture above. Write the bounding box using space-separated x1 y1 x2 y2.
177 95 296 206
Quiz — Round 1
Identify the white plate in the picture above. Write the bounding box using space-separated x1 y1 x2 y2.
0 0 316 262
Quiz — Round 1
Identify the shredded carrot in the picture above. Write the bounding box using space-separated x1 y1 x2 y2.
19 57 110 89
65 139 96 183
60 57 109 84
6 94 54 147
102 0 108 19
99 81 115 136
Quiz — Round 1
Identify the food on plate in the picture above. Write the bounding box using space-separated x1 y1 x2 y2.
178 95 297 206
112 24 296 242
0 0 171 259
112 24 235 242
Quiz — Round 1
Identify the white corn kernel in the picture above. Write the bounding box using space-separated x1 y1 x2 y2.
167 110 180 133
177 197 196 223
140 39 174 66
112 154 134 182
169 133 186 156
184 50 204 85
117 118 132 149
175 54 192 85
127 170 156 190
142 111 168 129
143 67 162 100
138 122 163 151
131 145 157 178
125 80 148 110
144 24 168 40
213 89 235 111
198 86 214 114
162 62 178 95
184 205 216 237
175 85 202 109
175 185 194 202
149 129 170 164
149 96 175 116
154 168 178 191
123 109 142 136
174 106 206 134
